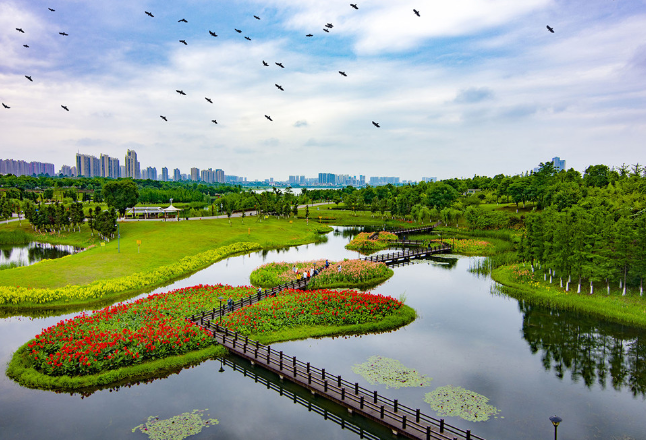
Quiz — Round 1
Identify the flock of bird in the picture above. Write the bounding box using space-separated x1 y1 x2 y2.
5 4 557 131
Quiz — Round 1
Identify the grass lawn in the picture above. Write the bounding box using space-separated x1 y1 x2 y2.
0 217 328 290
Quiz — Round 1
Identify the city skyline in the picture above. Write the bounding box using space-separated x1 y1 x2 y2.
2 1 644 179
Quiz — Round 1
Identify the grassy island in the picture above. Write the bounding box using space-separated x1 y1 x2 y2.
344 231 399 253
7 284 414 392
249 259 394 290
0 219 331 310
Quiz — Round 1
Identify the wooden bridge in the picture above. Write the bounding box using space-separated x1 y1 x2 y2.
388 221 442 237
191 320 483 440
362 244 452 266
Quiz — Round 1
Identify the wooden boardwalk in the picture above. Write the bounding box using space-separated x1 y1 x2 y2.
388 221 442 236
191 321 483 440
362 244 452 266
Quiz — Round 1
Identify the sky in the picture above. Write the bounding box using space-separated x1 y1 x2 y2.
1 0 645 181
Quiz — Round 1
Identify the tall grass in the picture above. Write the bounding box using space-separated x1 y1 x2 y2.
0 230 31 245
468 252 519 276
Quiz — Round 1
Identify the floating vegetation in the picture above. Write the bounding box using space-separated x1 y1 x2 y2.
132 409 218 440
352 356 432 389
424 385 500 422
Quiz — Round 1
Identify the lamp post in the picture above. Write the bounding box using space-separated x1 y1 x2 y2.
218 296 224 323
218 358 225 373
549 415 562 440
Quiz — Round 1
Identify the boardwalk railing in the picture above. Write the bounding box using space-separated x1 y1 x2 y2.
388 221 443 236
362 244 452 265
195 322 483 440
221 356 388 440
187 277 311 325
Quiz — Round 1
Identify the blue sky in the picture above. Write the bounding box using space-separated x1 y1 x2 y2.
1 0 645 181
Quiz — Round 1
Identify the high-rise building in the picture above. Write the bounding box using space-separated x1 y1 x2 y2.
318 173 335 185
100 154 119 178
59 165 74 177
125 150 138 179
552 157 566 172
422 177 437 183
142 166 157 180
191 167 200 181
1 159 55 176
75 153 100 178
161 167 168 182
201 168 214 183
173 168 181 181
215 169 225 183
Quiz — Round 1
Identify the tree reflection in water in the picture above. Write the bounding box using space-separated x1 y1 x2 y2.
519 300 646 397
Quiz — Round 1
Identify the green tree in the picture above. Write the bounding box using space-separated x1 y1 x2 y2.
103 180 139 216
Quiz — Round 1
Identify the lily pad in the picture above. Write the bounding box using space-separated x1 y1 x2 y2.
132 409 219 440
424 385 500 422
352 356 432 389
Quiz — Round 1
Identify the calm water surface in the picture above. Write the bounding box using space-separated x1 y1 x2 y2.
0 242 81 267
0 228 644 440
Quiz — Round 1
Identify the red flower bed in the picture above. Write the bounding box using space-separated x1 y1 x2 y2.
222 288 403 335
26 284 255 376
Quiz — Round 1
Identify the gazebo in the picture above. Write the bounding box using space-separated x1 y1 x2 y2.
163 203 182 220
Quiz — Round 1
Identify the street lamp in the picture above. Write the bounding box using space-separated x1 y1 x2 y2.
218 296 224 323
549 415 562 440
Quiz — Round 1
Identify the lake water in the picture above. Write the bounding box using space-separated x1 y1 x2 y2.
0 242 81 267
0 228 644 440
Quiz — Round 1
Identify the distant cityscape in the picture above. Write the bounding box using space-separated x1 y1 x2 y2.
1 151 566 187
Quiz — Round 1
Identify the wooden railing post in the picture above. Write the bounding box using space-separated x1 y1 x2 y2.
439 419 445 433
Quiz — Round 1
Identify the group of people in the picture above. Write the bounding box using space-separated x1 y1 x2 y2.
292 259 333 280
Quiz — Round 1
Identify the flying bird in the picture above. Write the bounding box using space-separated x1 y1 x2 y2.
275 62 284 68
326 23 333 28
160 115 167 121
254 15 260 20
262 60 269 66
265 115 273 121
339 71 347 76
211 119 218 124
235 29 242 33
176 90 186 95
145 11 154 17
306 33 313 37
245 36 251 40
413 9 420 17
372 121 380 128
23 44 29 48
209 31 218 37
25 75 33 81
2 103 9 109
48 8 55 12
178 18 188 23
546 25 554 33
61 105 69 111
323 28 329 33
16 28 24 33
59 32 68 36
350 4 358 9
275 84 284 91
205 97 213 103
179 39 187 45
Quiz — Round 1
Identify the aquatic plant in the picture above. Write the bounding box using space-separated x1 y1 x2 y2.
345 231 398 252
132 409 218 440
351 356 432 389
424 385 500 422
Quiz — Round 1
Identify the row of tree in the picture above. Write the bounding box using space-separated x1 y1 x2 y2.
519 205 646 295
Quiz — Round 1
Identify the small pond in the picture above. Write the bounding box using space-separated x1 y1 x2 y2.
0 227 645 440
0 242 82 268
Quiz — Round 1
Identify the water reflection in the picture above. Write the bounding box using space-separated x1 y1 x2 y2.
0 242 81 267
220 355 393 440
519 300 646 397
